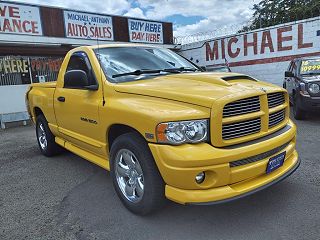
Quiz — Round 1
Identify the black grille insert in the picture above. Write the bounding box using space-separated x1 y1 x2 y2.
268 92 285 108
230 141 290 167
223 96 260 117
269 109 285 128
222 118 261 140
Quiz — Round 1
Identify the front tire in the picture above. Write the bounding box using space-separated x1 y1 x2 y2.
36 115 62 157
110 132 166 215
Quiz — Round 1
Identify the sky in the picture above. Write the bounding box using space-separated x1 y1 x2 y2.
8 0 259 37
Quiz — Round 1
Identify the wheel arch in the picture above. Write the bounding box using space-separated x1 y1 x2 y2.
34 107 44 118
107 124 146 150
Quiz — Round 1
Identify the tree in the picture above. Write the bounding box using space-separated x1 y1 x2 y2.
240 0 320 32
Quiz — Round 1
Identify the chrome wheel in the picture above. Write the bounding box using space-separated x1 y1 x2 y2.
37 123 47 150
115 149 144 203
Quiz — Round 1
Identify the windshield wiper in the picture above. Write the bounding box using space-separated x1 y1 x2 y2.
112 69 161 78
163 67 198 73
112 67 199 78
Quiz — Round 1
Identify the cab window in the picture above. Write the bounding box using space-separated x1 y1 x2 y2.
288 60 298 77
65 52 97 87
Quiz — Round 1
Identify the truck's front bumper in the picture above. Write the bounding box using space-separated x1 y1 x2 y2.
149 120 298 204
167 151 298 204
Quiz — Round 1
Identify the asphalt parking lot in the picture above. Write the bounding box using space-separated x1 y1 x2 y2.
1 111 320 240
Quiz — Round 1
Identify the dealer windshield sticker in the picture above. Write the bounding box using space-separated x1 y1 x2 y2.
301 60 320 72
64 10 114 41
128 19 163 44
0 2 43 35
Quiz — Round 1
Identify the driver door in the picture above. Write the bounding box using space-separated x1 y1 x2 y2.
54 52 105 156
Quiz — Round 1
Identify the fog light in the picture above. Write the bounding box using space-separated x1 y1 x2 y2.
195 172 205 184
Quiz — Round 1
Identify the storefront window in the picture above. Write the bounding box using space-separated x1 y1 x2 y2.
0 56 63 86
30 57 63 83
0 56 31 86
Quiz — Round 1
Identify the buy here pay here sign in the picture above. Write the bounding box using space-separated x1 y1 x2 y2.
128 19 163 44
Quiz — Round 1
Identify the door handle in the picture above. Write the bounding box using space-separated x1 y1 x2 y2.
57 96 65 102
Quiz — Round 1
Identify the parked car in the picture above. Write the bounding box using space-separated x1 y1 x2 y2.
26 44 299 215
284 57 320 119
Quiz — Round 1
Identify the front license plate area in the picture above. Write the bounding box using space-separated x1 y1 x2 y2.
266 152 286 174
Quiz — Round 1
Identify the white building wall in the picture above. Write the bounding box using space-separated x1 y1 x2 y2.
0 85 29 114
231 61 290 86
179 17 320 86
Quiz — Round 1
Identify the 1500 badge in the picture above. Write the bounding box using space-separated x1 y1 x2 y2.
80 117 98 125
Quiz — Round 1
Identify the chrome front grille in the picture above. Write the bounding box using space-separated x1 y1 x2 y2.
222 118 261 140
229 141 290 167
269 109 285 128
268 92 285 108
223 96 260 117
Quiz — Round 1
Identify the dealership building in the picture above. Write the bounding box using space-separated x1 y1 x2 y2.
0 1 175 128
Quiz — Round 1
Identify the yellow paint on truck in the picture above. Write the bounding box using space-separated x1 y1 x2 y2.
26 44 299 214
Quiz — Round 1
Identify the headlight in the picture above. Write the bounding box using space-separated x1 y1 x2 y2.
299 82 309 96
156 119 208 145
308 83 320 94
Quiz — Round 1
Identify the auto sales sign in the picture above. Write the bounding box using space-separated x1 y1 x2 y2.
0 2 42 35
64 10 114 41
128 19 163 44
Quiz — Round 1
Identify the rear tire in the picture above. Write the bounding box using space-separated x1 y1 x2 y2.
36 115 62 157
110 132 166 215
292 94 306 120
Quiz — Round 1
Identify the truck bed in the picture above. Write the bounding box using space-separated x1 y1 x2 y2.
27 81 57 125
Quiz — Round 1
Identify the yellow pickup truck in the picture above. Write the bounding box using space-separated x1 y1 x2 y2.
26 44 299 215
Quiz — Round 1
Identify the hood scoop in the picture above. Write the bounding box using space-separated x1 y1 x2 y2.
221 75 257 82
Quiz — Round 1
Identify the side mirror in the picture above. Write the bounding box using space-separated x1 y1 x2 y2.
285 71 294 78
64 70 89 89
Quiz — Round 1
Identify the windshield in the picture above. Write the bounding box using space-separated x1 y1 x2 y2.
300 59 320 75
95 47 199 83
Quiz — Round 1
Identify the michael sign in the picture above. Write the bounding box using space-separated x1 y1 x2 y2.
178 17 320 85
205 24 313 61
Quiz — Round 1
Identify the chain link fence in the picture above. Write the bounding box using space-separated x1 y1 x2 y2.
174 6 320 45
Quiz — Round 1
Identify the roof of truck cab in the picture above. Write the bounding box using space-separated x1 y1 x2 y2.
70 44 165 53
89 43 160 49
67 44 158 55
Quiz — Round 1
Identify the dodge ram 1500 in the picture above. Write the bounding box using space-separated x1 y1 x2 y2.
26 44 300 215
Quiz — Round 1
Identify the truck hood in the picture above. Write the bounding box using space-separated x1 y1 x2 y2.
114 72 281 108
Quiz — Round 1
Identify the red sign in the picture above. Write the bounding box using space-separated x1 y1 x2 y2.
205 24 313 61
